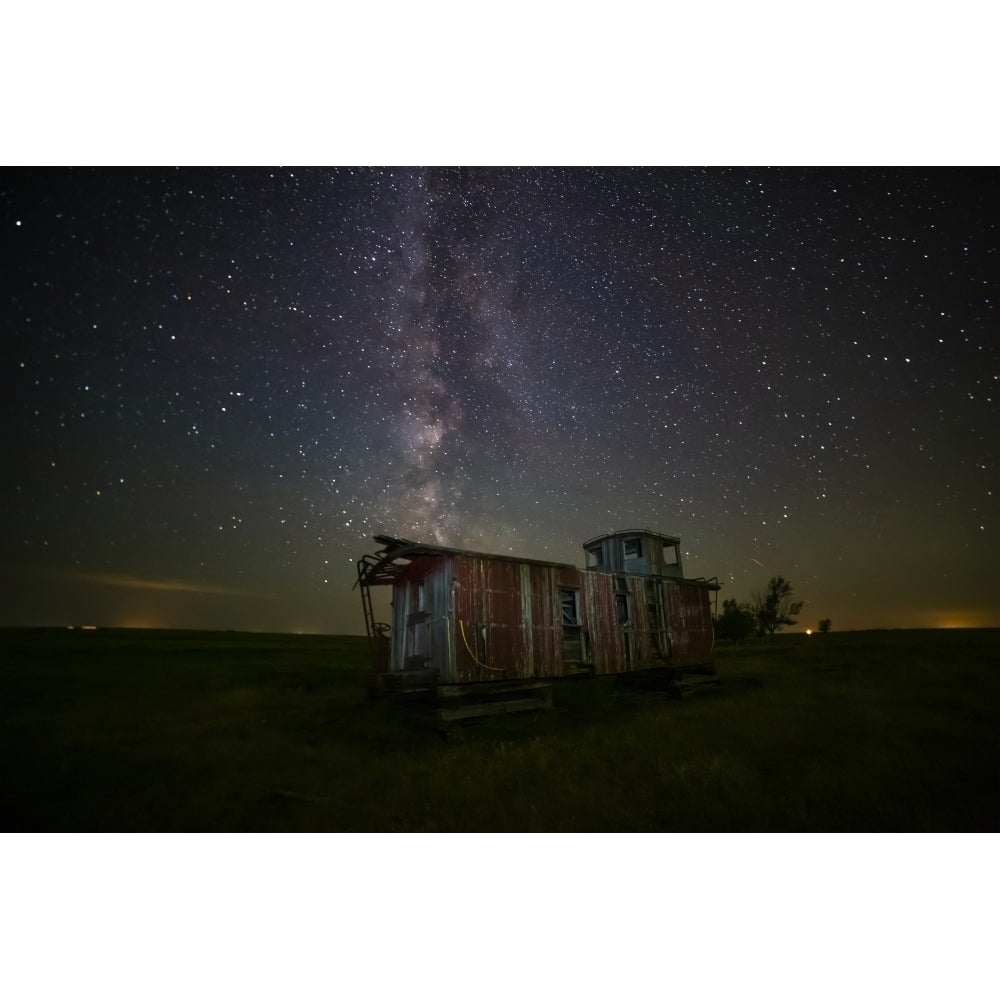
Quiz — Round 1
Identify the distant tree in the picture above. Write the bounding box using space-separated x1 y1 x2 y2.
752 576 804 639
817 618 832 634
714 598 756 642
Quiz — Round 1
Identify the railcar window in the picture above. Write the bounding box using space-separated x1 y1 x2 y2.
623 538 642 566
560 588 580 625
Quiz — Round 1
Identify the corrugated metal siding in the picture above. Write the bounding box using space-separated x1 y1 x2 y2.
452 557 584 682
482 558 533 680
580 571 619 675
389 552 715 683
429 560 454 677
389 556 453 678
528 563 561 677
390 577 407 669
662 581 714 666
625 576 659 671
453 555 527 683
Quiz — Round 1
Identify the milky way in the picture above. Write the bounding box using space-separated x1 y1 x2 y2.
3 167 997 632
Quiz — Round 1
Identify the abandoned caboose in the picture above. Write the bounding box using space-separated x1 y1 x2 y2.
356 529 720 713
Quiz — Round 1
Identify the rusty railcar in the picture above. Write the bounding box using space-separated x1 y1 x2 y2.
356 530 720 702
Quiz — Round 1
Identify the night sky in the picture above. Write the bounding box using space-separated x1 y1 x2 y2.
3 167 997 633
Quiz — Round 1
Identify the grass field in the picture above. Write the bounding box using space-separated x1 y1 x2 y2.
2 626 997 831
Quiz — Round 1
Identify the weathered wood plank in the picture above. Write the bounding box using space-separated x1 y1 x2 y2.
437 679 552 699
438 693 553 722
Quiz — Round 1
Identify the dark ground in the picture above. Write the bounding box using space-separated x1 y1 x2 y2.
2 627 998 831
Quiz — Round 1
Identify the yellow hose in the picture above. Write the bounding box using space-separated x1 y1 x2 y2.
458 619 505 672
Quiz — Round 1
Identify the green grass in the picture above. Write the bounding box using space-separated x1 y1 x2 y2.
2 627 998 831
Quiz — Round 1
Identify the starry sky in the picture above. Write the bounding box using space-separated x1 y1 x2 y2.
3 167 997 633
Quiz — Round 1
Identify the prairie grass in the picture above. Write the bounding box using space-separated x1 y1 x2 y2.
2 627 997 831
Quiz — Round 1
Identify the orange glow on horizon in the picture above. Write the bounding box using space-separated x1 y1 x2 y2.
920 608 997 629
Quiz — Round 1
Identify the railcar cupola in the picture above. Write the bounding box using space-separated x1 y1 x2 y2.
583 529 684 578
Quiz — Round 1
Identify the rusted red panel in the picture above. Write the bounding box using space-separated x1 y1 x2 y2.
481 557 532 681
528 563 561 677
683 584 715 663
376 545 716 685
662 582 686 663
451 554 539 683
662 581 714 666
451 555 484 682
581 571 620 675
623 576 657 671
449 560 714 679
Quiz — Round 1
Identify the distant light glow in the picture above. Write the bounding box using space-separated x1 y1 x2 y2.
928 611 991 629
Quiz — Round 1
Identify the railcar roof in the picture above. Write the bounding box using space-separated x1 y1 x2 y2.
357 533 718 590
371 534 575 568
356 534 576 588
582 528 682 547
